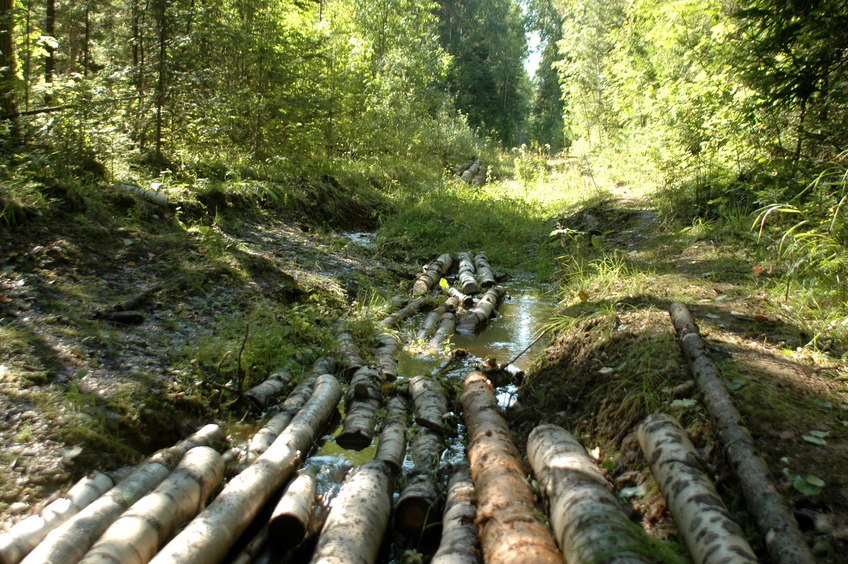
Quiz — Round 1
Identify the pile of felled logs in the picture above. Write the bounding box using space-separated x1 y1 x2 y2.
452 158 488 186
1 276 814 564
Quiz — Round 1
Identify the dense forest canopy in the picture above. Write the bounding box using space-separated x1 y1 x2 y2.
1 0 847 236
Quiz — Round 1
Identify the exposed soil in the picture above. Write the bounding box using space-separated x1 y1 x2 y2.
2 193 848 563
509 199 848 562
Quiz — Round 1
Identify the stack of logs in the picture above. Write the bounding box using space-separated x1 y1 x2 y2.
452 158 488 186
0 259 814 564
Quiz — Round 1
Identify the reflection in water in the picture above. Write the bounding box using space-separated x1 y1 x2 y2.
398 277 555 380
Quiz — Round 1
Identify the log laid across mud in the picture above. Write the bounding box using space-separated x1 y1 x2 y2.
431 462 481 564
527 424 653 563
269 469 318 551
412 254 453 296
0 471 115 564
149 374 342 564
408 375 449 435
669 302 814 564
20 424 225 564
309 460 395 564
638 413 757 564
78 446 225 564
395 429 444 538
456 285 506 335
243 368 294 412
456 252 480 295
460 371 562 564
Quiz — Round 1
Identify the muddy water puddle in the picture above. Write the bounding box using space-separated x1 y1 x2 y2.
398 276 557 379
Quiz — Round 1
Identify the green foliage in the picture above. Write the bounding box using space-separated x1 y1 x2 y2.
434 0 530 146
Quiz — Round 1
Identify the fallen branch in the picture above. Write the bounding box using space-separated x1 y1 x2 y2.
669 302 814 564
112 182 168 206
638 413 757 564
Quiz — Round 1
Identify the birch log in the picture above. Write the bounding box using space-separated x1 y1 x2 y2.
228 525 268 564
149 375 342 564
20 424 224 564
669 302 814 564
245 375 316 464
379 298 425 328
431 463 481 564
417 302 451 341
638 413 758 564
456 252 480 295
78 446 225 564
409 375 448 435
460 371 562 564
336 330 364 378
309 460 394 564
112 183 168 206
461 160 480 184
473 252 496 288
243 369 294 412
374 395 409 473
446 287 474 308
375 333 401 381
336 392 381 451
456 286 505 335
269 469 318 550
429 312 456 349
395 429 443 537
527 424 649 563
472 164 488 186
0 472 114 564
412 254 453 296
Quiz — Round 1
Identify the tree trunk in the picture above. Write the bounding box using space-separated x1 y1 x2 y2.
473 253 496 288
669 302 814 564
395 429 443 537
0 471 114 564
460 371 562 564
412 254 453 296
409 375 448 435
456 286 505 335
44 0 55 88
243 369 294 412
269 469 318 551
309 460 394 564
528 424 651 563
245 376 314 464
78 446 225 564
456 252 480 295
379 298 425 328
21 425 224 564
431 462 481 564
638 413 757 564
153 0 167 165
429 312 456 349
149 375 342 564
0 0 18 118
